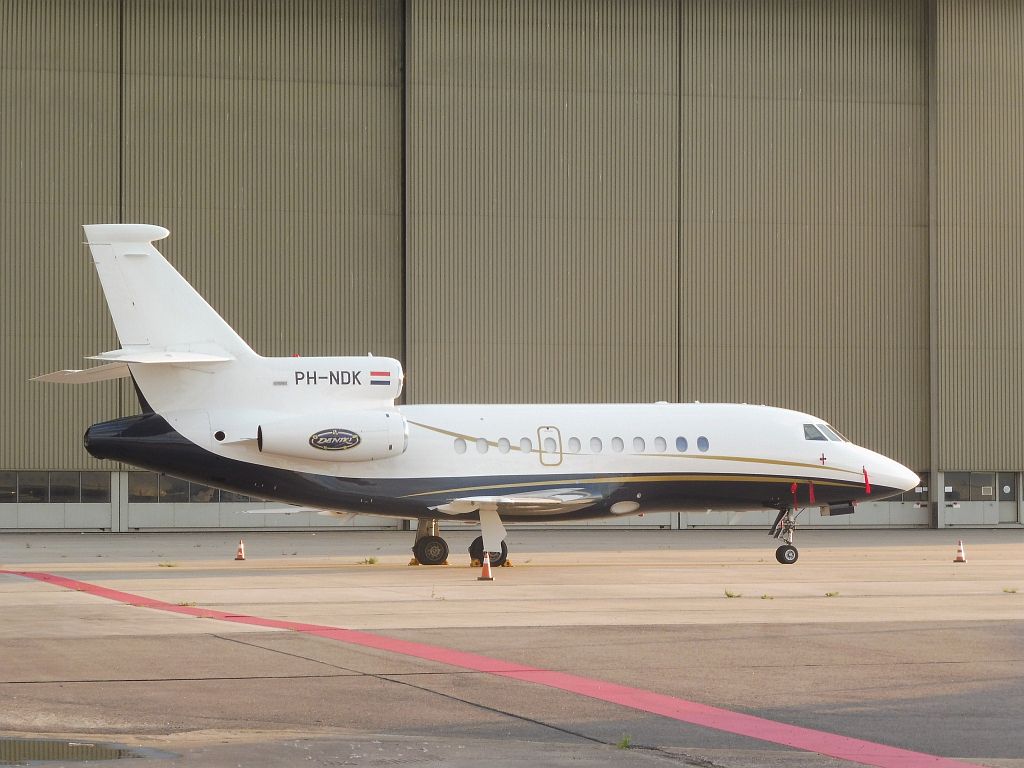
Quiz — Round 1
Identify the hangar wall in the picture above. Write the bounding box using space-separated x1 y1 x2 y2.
406 0 680 405
1 0 120 470
679 0 930 468
2 0 1022 529
933 0 1024 470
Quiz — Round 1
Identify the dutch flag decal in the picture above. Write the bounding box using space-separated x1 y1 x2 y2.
370 370 392 386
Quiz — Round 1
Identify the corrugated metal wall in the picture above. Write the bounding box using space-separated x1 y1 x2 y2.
0 0 120 469
122 0 404 364
404 0 680 405
934 0 1024 470
4 0 1023 478
679 0 930 467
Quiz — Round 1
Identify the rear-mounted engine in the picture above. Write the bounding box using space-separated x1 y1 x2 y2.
257 410 408 462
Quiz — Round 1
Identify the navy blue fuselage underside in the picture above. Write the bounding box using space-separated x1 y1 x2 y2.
84 413 889 522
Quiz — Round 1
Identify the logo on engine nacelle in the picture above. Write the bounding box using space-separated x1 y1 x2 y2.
308 428 361 451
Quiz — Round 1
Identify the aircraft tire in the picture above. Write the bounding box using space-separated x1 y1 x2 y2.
468 536 508 567
413 535 449 565
775 544 799 564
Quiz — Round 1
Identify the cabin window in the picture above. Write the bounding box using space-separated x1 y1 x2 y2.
590 437 603 453
520 437 533 453
633 437 645 452
497 437 511 454
611 437 624 453
543 437 557 452
697 436 710 452
454 438 467 454
475 438 488 454
803 424 827 441
654 436 667 452
567 437 581 453
676 436 688 452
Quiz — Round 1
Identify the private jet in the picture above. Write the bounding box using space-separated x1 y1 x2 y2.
37 224 919 566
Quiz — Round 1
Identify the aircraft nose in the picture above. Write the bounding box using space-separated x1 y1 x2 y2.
894 463 920 493
875 457 919 494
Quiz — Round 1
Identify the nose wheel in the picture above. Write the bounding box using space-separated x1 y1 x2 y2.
769 508 801 565
775 544 799 564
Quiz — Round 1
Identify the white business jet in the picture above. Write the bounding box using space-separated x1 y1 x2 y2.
37 224 918 566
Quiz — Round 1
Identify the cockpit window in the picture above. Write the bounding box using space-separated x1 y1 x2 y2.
817 424 844 442
825 424 849 442
803 424 828 441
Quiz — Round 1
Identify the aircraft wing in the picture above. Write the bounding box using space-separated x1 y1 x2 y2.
434 488 602 516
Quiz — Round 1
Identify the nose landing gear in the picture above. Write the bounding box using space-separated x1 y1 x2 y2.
769 507 801 564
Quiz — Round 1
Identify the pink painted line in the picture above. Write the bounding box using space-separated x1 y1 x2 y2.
1 569 982 768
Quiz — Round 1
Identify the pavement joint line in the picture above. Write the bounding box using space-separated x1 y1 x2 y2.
0 568 989 768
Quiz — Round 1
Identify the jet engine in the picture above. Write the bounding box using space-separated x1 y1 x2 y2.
257 410 408 462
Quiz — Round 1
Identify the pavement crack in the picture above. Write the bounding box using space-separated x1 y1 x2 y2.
208 634 625 751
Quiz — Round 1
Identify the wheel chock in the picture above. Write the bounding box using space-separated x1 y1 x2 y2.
408 558 420 566
501 559 513 567
470 558 481 568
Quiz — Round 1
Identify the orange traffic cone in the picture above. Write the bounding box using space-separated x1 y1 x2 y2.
953 540 966 563
477 551 494 581
235 539 246 561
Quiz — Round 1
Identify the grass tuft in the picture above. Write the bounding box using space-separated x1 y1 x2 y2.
177 601 197 607
616 734 632 749
724 589 741 599
825 591 839 598
1004 587 1018 594
157 562 177 567
358 556 379 565
761 593 774 600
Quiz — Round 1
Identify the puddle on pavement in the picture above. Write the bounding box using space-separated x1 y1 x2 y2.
0 737 153 764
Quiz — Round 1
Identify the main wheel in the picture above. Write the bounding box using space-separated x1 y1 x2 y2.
413 535 449 565
468 536 508 567
775 544 799 564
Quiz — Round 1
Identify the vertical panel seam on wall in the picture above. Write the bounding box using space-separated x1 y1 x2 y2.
926 0 939 487
116 0 126 423
676 0 683 404
399 0 409 405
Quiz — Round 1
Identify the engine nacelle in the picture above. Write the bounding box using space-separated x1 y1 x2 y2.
257 410 408 462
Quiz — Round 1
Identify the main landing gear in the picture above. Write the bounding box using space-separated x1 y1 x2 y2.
468 536 508 567
769 507 801 564
411 519 449 565
410 509 511 567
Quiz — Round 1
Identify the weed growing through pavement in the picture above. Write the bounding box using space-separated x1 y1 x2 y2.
724 589 741 598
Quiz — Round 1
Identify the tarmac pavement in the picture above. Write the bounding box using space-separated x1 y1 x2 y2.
0 528 1021 767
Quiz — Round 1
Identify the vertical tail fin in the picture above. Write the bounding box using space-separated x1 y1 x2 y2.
82 224 256 360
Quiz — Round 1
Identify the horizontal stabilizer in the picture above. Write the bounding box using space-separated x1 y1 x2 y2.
33 362 131 384
88 349 234 364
